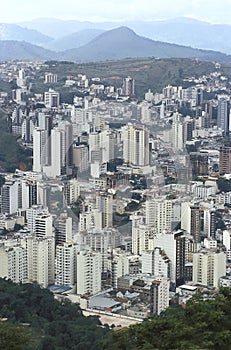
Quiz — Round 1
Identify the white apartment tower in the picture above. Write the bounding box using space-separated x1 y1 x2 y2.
145 197 172 234
76 250 102 295
44 89 60 108
150 277 170 316
34 214 53 238
22 235 55 288
0 245 28 283
122 124 150 166
56 242 78 287
193 250 226 288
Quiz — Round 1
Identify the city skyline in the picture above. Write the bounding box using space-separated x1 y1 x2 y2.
2 0 231 25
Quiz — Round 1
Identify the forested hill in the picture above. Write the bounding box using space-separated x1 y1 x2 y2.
0 279 108 349
102 288 231 350
1 278 231 349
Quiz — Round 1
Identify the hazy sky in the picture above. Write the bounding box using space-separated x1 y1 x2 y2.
2 0 231 24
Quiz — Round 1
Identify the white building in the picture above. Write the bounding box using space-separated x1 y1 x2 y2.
34 214 53 238
193 250 226 288
76 250 102 295
44 89 60 108
150 277 170 316
56 242 78 287
22 235 55 288
145 197 172 234
0 245 28 283
122 124 150 166
141 247 170 277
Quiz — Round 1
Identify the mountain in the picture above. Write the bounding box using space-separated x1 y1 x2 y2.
127 17 231 54
59 26 231 63
43 29 105 51
0 27 230 63
20 18 114 39
20 17 231 54
0 23 52 45
0 40 56 61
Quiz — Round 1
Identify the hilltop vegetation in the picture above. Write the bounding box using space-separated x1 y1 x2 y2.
102 288 231 350
1 278 231 350
32 57 215 99
0 111 32 172
0 278 108 350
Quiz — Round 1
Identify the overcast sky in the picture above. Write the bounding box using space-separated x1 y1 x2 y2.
2 0 231 24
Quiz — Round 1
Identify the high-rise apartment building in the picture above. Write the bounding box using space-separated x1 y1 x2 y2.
76 250 102 295
219 141 231 175
193 250 226 288
56 242 77 287
150 277 170 316
0 245 28 283
44 89 60 108
122 123 150 166
122 76 135 97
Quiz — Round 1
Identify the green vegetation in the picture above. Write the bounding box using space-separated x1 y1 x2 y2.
0 278 108 350
34 58 215 99
0 322 31 350
102 288 231 350
0 111 32 172
217 178 231 192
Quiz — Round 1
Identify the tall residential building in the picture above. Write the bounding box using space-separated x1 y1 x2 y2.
150 277 170 316
0 245 28 283
122 76 135 96
181 202 202 243
21 235 55 288
56 242 78 287
192 250 226 288
54 213 73 245
96 192 113 228
42 121 73 178
44 72 58 84
73 144 89 173
1 180 19 214
34 214 53 238
154 230 186 288
110 249 140 288
76 250 102 295
26 205 48 232
219 141 231 175
141 248 170 278
122 123 150 166
79 209 102 232
145 197 172 234
132 223 154 255
33 128 47 173
217 95 230 135
44 89 60 108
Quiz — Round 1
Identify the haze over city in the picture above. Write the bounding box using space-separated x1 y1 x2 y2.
2 0 231 24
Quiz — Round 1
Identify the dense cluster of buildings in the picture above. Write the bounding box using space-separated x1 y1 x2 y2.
0 59 231 319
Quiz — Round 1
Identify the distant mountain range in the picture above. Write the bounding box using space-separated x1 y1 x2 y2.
0 23 52 45
0 40 55 61
43 29 105 51
0 26 230 63
19 17 231 54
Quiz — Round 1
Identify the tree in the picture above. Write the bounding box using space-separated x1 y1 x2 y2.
0 322 30 350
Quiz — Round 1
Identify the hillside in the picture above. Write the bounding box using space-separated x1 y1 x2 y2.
44 29 105 51
0 40 56 61
102 288 231 350
0 27 230 63
0 23 52 45
0 278 108 349
59 26 231 63
36 57 215 100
